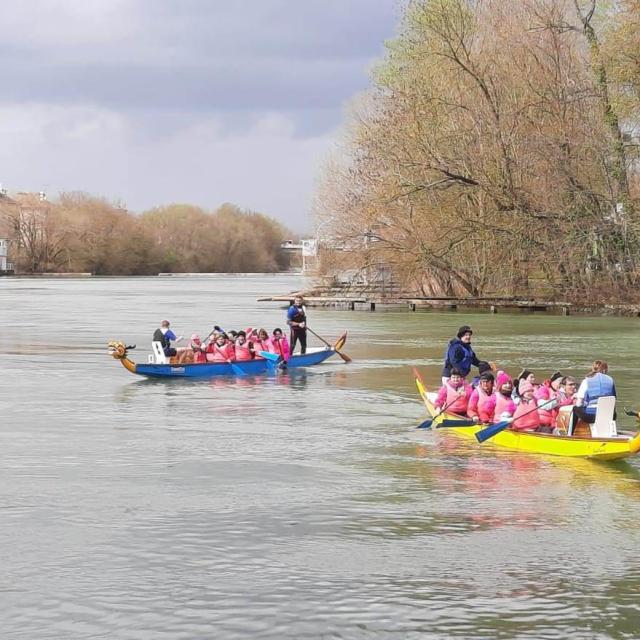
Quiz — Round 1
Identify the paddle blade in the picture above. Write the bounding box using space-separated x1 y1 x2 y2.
258 350 281 362
440 419 476 428
416 418 433 429
336 349 352 363
230 363 247 377
333 331 348 352
475 420 510 443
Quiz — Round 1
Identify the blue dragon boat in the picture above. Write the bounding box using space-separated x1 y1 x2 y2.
107 333 348 379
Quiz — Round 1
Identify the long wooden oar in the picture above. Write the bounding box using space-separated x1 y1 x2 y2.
307 327 352 363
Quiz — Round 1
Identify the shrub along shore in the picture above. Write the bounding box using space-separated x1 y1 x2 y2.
0 192 292 275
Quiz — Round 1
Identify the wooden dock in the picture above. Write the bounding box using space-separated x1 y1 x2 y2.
260 292 640 316
257 293 578 314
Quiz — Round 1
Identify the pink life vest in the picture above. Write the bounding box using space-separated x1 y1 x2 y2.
468 388 496 423
206 342 235 363
511 398 540 431
443 382 472 415
494 393 516 422
234 341 253 361
534 385 556 426
269 336 290 361
251 339 270 359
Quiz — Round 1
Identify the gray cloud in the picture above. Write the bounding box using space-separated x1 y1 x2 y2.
0 0 399 229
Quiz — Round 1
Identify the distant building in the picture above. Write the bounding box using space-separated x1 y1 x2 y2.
280 239 318 273
0 238 13 274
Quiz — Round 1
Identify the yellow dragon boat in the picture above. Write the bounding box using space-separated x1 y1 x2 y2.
414 370 640 461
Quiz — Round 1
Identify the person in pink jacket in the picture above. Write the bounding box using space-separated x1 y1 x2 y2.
234 331 253 361
511 381 541 432
269 328 290 361
434 368 473 416
467 373 496 423
206 333 235 363
534 371 563 427
249 328 271 359
189 334 207 363
494 372 517 423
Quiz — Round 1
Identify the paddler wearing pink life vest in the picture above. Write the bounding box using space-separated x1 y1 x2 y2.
269 327 290 361
190 334 207 363
434 368 473 416
494 372 516 423
249 328 270 359
510 381 540 431
234 331 253 361
467 372 496 423
534 371 563 427
206 333 235 363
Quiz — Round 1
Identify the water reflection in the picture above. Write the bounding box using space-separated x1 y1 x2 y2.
113 369 311 404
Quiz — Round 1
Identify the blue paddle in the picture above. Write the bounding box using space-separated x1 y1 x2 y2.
475 396 557 443
258 350 281 362
258 349 284 373
211 341 246 377
475 419 512 443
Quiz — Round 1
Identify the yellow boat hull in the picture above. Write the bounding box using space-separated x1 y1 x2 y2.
414 369 640 461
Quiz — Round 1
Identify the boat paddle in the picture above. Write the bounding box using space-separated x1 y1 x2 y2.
417 388 473 429
202 325 222 345
475 396 557 443
306 327 352 363
258 350 281 362
210 338 247 377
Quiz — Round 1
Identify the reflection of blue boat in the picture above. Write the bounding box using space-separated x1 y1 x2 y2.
108 334 347 379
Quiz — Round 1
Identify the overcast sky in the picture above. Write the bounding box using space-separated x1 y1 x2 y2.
0 1 399 231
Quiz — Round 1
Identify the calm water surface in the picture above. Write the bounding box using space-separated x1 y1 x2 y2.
2 275 640 639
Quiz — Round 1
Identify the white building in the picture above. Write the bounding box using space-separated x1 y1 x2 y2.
0 239 13 272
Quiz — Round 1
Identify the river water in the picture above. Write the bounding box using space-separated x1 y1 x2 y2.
2 274 640 639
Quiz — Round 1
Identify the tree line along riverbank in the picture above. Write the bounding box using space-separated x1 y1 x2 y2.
0 192 293 275
313 0 640 306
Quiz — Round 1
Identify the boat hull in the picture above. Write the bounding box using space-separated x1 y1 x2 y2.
122 347 338 379
414 369 640 461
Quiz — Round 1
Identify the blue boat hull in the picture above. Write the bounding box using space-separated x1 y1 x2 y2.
125 348 337 379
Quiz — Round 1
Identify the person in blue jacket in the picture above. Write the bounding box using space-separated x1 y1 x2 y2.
574 360 616 424
152 319 182 357
442 325 482 384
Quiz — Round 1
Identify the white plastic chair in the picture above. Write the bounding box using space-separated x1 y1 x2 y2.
590 396 617 438
151 341 168 364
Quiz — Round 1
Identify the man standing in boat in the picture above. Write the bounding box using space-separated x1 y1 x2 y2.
442 325 483 384
153 320 182 358
287 295 307 355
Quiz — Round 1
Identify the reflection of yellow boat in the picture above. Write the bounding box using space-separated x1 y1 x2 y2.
414 370 640 461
